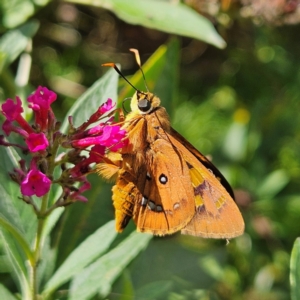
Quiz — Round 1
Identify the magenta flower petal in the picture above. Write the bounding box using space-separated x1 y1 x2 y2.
1 97 23 121
86 124 104 135
2 120 30 137
69 181 91 202
97 125 127 149
99 98 115 114
27 86 57 110
27 86 57 131
21 169 51 197
26 132 49 152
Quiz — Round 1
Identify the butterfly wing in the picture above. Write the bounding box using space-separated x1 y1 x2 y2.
167 129 244 238
112 138 196 236
132 138 195 235
170 128 235 199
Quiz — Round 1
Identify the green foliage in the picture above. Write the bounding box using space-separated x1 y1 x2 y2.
0 0 300 299
65 0 225 48
291 238 300 300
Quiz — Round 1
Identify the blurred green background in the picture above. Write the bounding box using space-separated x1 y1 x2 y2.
1 0 300 299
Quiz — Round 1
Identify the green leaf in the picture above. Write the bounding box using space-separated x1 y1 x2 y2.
119 39 180 113
0 230 31 299
256 169 289 199
66 0 225 48
0 21 39 73
0 283 18 300
69 232 152 300
0 0 48 28
42 220 117 296
0 255 11 273
117 270 135 300
60 66 119 132
118 44 168 101
135 280 173 300
290 237 300 300
0 145 37 245
0 216 34 265
41 207 65 244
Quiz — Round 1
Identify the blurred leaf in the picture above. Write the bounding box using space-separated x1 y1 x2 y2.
0 144 37 243
0 21 39 73
37 237 57 291
119 39 180 114
169 289 217 300
223 122 248 161
66 0 226 48
0 255 11 273
118 44 167 100
117 270 135 300
0 216 34 265
0 283 17 300
0 0 47 28
136 280 173 300
0 230 31 298
41 207 65 244
256 169 289 199
290 237 300 300
42 220 117 296
60 66 119 131
69 232 152 300
200 255 224 281
153 38 180 114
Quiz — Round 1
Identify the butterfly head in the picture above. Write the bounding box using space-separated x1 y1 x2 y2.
131 91 161 115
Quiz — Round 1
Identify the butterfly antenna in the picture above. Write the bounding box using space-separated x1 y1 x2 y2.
102 63 139 92
129 48 149 92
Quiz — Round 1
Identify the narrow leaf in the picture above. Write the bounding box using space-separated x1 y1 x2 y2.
0 283 18 300
43 221 117 296
0 21 39 72
0 230 31 299
290 237 300 300
0 216 34 264
257 169 289 199
66 0 226 48
69 232 152 300
60 67 119 132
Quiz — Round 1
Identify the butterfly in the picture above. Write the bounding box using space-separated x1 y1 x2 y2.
97 51 244 239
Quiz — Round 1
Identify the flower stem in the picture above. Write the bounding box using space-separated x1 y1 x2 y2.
31 192 49 299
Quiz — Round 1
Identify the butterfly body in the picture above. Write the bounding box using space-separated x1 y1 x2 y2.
99 90 244 238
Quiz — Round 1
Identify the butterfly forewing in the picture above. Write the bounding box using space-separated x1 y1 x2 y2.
132 138 195 235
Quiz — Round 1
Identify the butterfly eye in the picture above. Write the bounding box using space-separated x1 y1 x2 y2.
138 98 152 112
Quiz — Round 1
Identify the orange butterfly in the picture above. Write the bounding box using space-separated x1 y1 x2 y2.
98 51 244 239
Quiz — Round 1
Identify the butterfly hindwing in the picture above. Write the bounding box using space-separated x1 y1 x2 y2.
167 131 245 238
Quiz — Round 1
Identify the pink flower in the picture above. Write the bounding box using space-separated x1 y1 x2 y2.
70 180 91 202
99 98 115 114
86 124 104 136
96 125 127 151
2 120 29 137
27 86 57 131
21 168 51 197
70 145 105 177
1 97 23 121
71 125 126 151
27 86 57 110
26 132 49 152
89 145 105 162
1 97 33 134
76 99 116 132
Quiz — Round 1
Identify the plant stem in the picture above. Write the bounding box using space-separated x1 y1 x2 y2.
31 192 50 300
